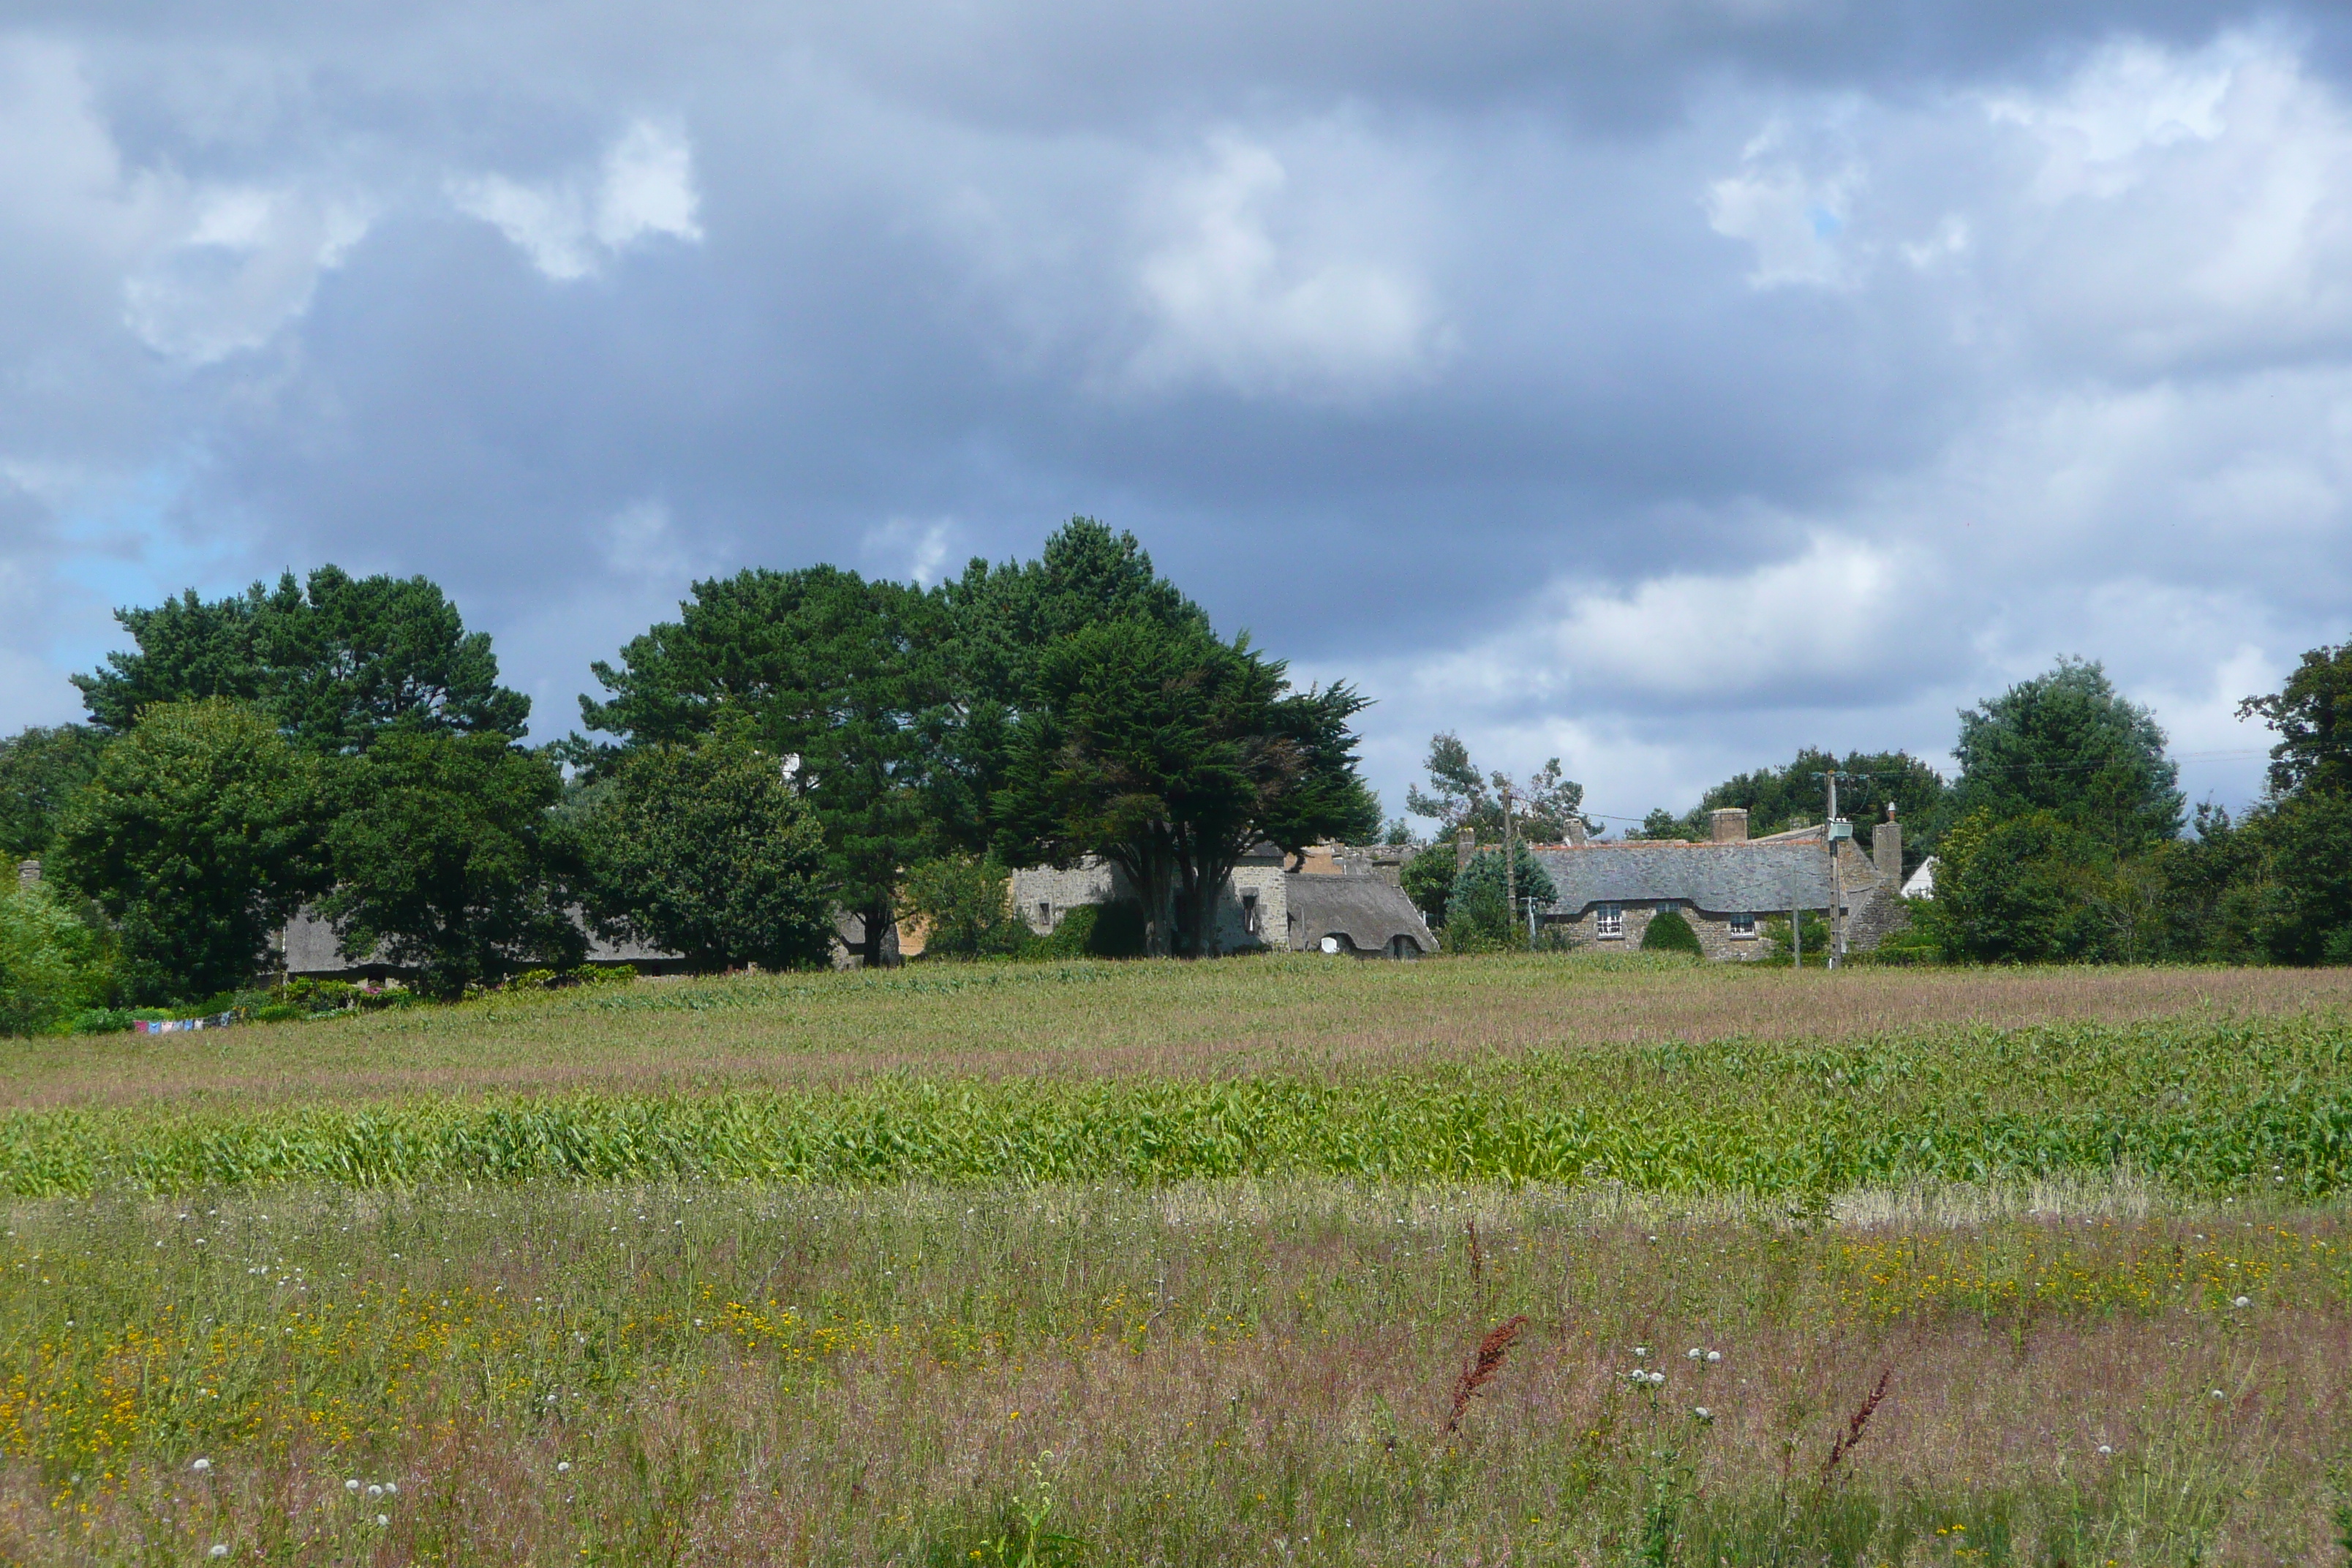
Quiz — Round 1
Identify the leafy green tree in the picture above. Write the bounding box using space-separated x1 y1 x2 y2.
318 732 582 998
901 853 1028 959
2143 804 2269 962
74 568 530 753
2244 791 2352 965
578 566 948 967
1634 749 1947 864
1400 842 1461 925
1951 660 2182 856
1405 733 1592 843
2239 642 2352 799
0 882 113 1036
934 519 1213 853
50 699 327 1003
1758 911 1833 967
995 617 1378 957
1444 844 1558 949
575 731 835 973
0 724 110 862
1923 809 2121 963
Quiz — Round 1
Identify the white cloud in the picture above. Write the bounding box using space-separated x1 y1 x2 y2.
123 187 372 364
861 516 954 586
1123 133 1445 398
1705 120 1863 288
452 118 703 282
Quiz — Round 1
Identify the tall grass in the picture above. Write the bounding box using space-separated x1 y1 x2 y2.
2 1015 2347 1197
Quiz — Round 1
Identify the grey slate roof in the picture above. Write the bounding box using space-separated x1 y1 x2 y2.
1529 843 1836 916
279 906 681 977
1284 874 1438 954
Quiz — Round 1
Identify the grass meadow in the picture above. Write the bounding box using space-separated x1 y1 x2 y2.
2 955 2350 1564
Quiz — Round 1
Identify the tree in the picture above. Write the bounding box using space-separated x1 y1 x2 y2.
318 732 582 998
2244 791 2352 965
2239 642 2352 799
578 566 948 967
49 699 326 1003
1444 845 1558 949
74 567 529 753
0 882 112 1036
575 731 835 973
994 617 1379 957
1921 809 2117 963
1400 842 1462 925
1634 748 1947 863
0 724 110 862
1405 733 1592 843
1950 660 2182 856
901 853 1028 959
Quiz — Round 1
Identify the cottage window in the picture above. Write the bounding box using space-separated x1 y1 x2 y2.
1595 902 1624 939
1038 900 1053 927
1729 911 1756 939
1241 889 1261 934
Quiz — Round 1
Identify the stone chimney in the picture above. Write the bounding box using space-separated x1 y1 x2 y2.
15 859 37 887
1455 826 1475 872
1873 805 1902 881
1567 816 1588 846
1709 807 1749 844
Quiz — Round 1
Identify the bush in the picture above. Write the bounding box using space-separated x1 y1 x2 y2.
904 855 1028 959
1640 908 1703 955
1759 912 1833 967
1024 902 1147 960
0 883 113 1037
1445 846 1559 949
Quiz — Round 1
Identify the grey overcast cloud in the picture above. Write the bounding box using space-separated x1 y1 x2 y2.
3 0 2348 826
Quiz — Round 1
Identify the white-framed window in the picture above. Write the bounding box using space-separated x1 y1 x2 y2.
1729 911 1756 939
1595 902 1624 939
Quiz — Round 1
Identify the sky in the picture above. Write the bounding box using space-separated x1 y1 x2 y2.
4 1 2349 833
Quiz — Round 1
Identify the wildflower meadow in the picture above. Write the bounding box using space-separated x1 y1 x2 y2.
1 957 2348 1564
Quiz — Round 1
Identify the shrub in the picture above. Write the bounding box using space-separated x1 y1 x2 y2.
904 855 1028 959
1759 912 1833 967
0 883 113 1036
1640 908 1703 955
1023 902 1147 960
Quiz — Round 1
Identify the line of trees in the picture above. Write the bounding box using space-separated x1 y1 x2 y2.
0 520 1379 1028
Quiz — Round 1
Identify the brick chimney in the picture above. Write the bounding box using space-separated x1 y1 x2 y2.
1567 816 1588 846
1709 807 1749 844
1455 826 1475 872
1873 805 1901 881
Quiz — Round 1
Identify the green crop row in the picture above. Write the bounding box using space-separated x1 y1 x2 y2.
4 1016 2348 1197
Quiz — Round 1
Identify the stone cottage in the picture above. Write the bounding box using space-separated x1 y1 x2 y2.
1010 843 1436 957
1529 807 1910 960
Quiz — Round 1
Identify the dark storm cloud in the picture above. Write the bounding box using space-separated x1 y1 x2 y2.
1 0 2345 823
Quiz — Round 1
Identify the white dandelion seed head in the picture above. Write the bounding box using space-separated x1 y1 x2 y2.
2097 1444 2114 1455
1686 1348 1703 1360
368 1485 382 1497
376 1515 389 1527
2231 1295 2251 1308
1705 1350 1722 1362
557 1460 572 1473
208 1547 230 1560
1693 1406 1712 1420
1633 1346 1649 1358
191 1458 212 1473
383 1482 397 1494
344 1479 360 1492
2210 1389 2226 1399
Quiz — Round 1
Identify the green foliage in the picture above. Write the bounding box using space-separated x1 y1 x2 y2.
0 883 113 1036
2240 641 2352 799
2244 791 2352 966
575 731 835 973
904 853 1027 959
73 567 529 753
318 731 583 999
49 699 326 1004
578 565 946 967
7 1013 2352 1196
0 724 110 862
1640 908 1703 955
1405 731 1591 843
1399 842 1459 924
1444 845 1558 949
1929 809 2139 963
1759 912 1833 967
1023 901 1147 960
1952 658 2183 856
1632 748 1947 866
994 616 1375 957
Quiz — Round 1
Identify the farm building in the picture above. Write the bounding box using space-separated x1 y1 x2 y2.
1011 843 1437 958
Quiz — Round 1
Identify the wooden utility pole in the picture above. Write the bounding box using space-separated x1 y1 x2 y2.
1502 781 1517 948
